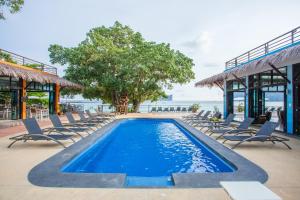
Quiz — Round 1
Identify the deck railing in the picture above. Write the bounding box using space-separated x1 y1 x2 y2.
0 48 57 75
225 26 300 70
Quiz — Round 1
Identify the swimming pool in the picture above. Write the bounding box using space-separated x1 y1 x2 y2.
28 118 268 188
62 119 234 186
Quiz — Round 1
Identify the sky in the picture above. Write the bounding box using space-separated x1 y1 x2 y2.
1 0 300 101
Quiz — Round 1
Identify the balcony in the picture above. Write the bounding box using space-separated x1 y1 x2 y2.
0 48 57 75
225 26 300 70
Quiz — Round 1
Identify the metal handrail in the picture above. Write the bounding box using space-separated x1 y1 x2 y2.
225 26 300 70
0 48 57 75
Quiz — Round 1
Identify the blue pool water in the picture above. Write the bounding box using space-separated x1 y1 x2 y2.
62 119 235 186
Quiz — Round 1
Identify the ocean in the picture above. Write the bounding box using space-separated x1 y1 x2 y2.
61 99 284 117
61 100 224 113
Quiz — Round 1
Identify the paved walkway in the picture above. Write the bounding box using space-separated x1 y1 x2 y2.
0 113 299 200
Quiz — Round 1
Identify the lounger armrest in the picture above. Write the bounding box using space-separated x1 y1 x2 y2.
271 135 290 141
47 127 84 138
9 134 28 140
44 128 69 136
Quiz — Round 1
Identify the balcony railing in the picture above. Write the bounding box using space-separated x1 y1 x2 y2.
0 48 57 75
225 26 300 70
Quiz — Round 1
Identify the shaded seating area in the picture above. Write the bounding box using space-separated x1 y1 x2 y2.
0 49 82 122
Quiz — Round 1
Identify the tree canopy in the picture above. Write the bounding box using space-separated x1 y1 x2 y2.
49 21 195 112
0 0 24 20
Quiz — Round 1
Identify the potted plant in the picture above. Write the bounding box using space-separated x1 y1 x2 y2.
191 103 200 113
237 103 244 113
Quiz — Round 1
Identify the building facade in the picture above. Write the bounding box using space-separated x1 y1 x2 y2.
196 27 300 135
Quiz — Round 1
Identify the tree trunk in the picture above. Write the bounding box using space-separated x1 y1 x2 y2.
132 100 141 113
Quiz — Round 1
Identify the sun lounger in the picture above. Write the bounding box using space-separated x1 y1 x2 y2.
182 107 187 112
213 118 254 139
198 113 235 131
220 181 281 200
189 111 212 125
151 107 157 112
85 110 113 123
8 118 75 148
65 112 100 128
95 110 116 119
170 107 175 112
223 121 291 149
157 107 162 112
176 107 181 112
182 110 204 120
78 112 107 126
184 110 207 123
49 114 92 135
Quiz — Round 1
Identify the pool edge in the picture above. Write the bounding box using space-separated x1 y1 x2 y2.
172 119 268 188
27 118 268 188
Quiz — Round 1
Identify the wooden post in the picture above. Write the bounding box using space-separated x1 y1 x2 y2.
21 79 26 119
55 84 60 114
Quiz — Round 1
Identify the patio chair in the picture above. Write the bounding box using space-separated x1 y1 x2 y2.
151 107 157 112
163 107 169 112
8 118 76 148
170 107 175 112
176 107 181 112
49 114 92 136
182 107 187 112
157 107 162 112
222 121 291 149
188 107 193 112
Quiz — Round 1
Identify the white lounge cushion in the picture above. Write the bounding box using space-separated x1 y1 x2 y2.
220 181 281 200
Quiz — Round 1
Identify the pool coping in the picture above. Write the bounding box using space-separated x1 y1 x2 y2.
28 118 268 188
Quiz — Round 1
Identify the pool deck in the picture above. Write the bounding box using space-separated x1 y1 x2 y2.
0 113 300 200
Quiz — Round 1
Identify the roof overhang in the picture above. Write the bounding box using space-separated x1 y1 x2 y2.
0 60 82 89
195 43 300 88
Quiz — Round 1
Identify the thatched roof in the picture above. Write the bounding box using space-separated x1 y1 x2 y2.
195 43 300 88
0 60 82 89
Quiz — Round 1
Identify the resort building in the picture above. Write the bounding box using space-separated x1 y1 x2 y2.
196 26 300 135
0 49 81 121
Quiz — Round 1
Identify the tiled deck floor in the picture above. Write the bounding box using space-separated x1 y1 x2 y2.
0 113 299 200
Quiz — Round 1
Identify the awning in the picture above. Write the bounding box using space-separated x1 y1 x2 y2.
0 60 82 89
195 43 300 87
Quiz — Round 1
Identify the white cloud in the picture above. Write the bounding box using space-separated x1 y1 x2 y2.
181 31 214 54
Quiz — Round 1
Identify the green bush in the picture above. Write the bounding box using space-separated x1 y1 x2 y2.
191 103 200 113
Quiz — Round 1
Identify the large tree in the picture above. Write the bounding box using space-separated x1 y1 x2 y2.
49 21 195 112
0 0 24 20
